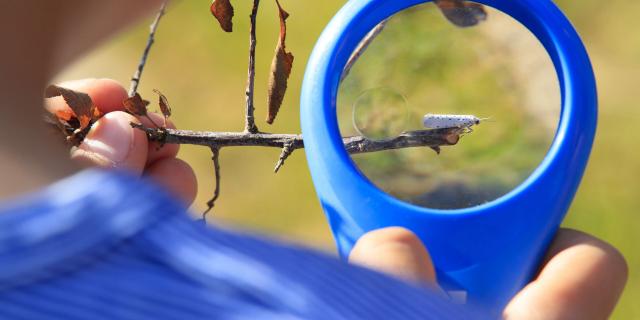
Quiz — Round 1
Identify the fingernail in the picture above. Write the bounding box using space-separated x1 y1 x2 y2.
73 113 133 166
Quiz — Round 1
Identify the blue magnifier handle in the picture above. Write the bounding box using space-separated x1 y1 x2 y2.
301 0 597 316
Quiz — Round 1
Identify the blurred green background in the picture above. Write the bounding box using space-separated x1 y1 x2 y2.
56 1 639 318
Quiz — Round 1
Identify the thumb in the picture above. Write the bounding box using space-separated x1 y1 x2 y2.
349 227 438 285
71 111 148 174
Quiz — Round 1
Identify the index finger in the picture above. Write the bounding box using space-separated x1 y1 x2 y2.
44 78 128 115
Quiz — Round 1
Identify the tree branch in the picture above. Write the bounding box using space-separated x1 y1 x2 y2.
128 1 168 97
341 19 389 83
120 2 476 218
274 140 295 173
244 0 260 133
132 124 461 156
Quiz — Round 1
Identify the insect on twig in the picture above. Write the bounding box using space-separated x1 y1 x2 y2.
423 114 491 134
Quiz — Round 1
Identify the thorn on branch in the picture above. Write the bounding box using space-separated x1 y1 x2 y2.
274 140 295 173
203 147 222 222
128 1 168 97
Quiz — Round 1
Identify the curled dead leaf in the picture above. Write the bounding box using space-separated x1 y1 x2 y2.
210 0 234 32
50 106 75 123
123 93 150 116
266 0 294 125
434 0 487 27
153 89 172 119
44 85 99 131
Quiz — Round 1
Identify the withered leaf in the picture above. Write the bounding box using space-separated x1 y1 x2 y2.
123 93 150 116
434 0 487 27
51 106 75 123
266 0 294 125
153 89 172 119
210 0 234 32
44 84 99 131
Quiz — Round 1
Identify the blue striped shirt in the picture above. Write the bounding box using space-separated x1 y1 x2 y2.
0 170 487 319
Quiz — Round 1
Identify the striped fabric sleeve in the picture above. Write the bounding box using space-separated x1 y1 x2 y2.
0 169 489 319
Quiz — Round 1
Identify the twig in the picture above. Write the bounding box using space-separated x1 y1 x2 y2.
342 130 459 153
340 19 389 83
128 1 168 97
244 0 260 133
203 147 221 221
121 2 472 218
132 124 461 156
274 140 295 173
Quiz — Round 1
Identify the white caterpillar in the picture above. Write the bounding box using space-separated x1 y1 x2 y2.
423 114 488 131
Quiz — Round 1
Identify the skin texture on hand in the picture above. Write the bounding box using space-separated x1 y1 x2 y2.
45 78 197 206
349 227 627 320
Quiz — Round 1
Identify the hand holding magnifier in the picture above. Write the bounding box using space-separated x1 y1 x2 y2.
301 0 597 315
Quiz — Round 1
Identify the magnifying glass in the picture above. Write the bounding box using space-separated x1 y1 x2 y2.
301 0 597 316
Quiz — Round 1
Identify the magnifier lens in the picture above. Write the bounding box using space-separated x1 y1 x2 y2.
337 2 560 210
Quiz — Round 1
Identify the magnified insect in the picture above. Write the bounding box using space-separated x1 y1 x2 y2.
422 114 491 133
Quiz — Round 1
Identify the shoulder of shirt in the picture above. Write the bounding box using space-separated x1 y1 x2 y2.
0 169 487 319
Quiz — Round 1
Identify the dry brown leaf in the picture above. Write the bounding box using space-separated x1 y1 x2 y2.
153 89 172 119
44 85 98 130
210 0 234 32
434 0 487 27
51 107 75 122
123 93 150 116
266 0 294 125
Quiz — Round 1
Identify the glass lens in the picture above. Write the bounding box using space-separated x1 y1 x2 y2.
337 3 560 210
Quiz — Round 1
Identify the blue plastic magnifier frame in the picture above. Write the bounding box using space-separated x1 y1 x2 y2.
301 0 597 315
